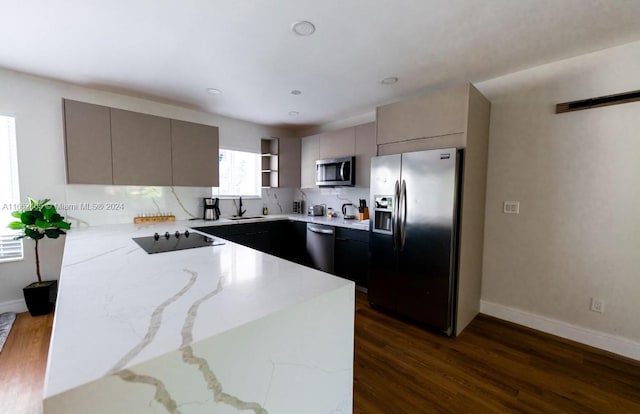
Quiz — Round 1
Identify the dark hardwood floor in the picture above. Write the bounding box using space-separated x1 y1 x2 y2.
2 295 640 414
354 291 640 413
0 312 53 414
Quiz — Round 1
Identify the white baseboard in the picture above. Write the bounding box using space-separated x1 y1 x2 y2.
480 300 640 361
0 298 27 314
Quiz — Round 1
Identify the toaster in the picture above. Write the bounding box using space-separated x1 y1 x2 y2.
307 205 325 216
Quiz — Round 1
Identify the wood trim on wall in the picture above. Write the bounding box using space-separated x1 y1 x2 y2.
556 89 640 113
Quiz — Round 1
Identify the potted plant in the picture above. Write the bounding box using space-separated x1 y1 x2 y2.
8 198 71 316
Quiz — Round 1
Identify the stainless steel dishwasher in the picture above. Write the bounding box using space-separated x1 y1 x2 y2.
306 223 335 273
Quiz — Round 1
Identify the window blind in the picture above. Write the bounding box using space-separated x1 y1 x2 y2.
0 234 23 261
0 115 23 262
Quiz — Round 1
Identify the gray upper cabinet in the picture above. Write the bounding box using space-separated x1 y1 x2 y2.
376 83 468 145
300 134 320 188
64 100 221 187
111 108 173 186
318 127 355 159
278 137 301 188
301 123 376 188
171 120 219 187
63 99 113 184
354 122 376 188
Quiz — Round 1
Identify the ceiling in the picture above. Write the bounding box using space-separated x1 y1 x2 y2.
2 0 640 128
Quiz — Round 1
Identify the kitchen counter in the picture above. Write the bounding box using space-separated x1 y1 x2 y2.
188 214 370 231
43 221 355 414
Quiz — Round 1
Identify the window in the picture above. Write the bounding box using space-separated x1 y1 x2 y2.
214 148 261 197
0 115 23 262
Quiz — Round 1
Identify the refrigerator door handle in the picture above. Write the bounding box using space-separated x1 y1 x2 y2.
400 179 407 249
392 180 400 249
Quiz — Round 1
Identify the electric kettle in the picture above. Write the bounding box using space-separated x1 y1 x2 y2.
342 203 357 219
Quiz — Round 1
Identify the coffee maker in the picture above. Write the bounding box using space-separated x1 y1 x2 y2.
203 198 220 220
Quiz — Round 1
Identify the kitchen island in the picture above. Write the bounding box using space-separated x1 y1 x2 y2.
43 221 355 414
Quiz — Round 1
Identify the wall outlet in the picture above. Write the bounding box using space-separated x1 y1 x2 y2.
503 201 520 214
590 297 605 313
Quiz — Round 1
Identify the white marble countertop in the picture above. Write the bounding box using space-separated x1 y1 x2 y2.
44 220 353 399
189 214 370 231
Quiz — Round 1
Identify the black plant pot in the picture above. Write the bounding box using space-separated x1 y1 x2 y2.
23 280 58 316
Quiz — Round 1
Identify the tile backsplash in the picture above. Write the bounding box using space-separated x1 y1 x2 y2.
59 185 370 226
294 187 370 216
62 185 296 227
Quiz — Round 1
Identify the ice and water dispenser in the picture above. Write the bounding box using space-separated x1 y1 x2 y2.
373 195 393 234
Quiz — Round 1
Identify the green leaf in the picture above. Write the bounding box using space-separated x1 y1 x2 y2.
50 213 62 223
45 229 60 239
35 219 52 229
7 221 25 230
11 211 22 219
21 211 37 225
54 221 71 230
42 205 57 220
25 228 44 240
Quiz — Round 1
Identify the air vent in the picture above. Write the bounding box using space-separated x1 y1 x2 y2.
556 89 640 114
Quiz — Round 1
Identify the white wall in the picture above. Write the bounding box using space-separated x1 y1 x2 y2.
0 68 294 307
476 40 640 356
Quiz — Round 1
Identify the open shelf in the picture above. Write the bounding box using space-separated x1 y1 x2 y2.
261 137 279 188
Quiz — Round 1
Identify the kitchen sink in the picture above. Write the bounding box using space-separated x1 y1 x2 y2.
228 216 265 220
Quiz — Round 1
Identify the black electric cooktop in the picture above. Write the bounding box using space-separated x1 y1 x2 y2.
133 230 224 254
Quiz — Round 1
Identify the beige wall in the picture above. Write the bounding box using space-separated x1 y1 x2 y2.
476 40 640 343
0 68 293 306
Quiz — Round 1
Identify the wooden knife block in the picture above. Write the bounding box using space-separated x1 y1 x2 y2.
358 207 369 221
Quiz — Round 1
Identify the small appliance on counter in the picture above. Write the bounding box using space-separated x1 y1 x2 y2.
341 203 357 219
326 207 337 218
292 200 305 214
203 198 220 221
307 204 325 216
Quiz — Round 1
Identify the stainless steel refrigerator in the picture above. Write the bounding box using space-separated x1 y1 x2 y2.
368 148 462 336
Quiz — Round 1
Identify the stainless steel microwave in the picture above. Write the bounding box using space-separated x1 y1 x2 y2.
316 156 355 187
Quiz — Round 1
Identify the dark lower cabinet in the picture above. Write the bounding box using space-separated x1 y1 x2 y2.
194 222 279 255
275 221 310 266
334 227 369 288
193 220 368 286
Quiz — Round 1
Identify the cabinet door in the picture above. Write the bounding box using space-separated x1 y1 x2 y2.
300 134 320 188
318 127 356 159
171 120 219 187
63 99 113 184
334 228 369 288
278 137 301 188
376 83 468 144
291 221 310 265
354 122 376 188
111 108 172 186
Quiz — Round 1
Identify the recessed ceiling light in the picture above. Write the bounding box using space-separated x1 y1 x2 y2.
288 111 299 117
381 77 399 85
291 21 316 36
206 88 222 95
291 90 302 95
